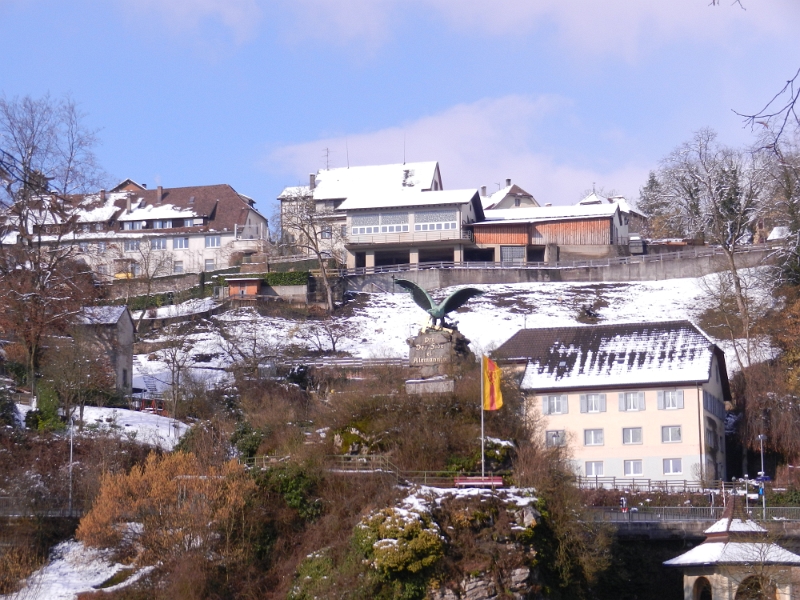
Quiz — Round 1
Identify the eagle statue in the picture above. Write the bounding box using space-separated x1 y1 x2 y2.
394 279 484 329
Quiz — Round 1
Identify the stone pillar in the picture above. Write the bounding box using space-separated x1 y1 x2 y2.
453 244 463 264
409 247 419 265
366 250 376 269
493 245 501 263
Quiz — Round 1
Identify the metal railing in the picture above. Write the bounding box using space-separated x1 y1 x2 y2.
575 476 727 493
0 496 84 518
337 243 777 277
586 506 800 523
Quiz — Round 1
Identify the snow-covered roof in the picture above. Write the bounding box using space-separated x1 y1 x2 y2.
481 185 512 210
768 226 790 241
705 518 766 535
77 306 128 325
311 161 439 201
494 320 723 392
74 193 126 223
663 542 800 567
338 188 478 211
116 203 197 222
479 203 619 225
578 192 645 218
278 185 312 199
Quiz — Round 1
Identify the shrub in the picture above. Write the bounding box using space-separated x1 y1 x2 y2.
255 463 322 521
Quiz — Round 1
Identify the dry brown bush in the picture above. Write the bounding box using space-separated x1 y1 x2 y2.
77 452 257 565
0 546 43 595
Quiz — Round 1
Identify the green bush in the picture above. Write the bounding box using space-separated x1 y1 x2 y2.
264 271 310 286
255 463 322 521
230 422 264 459
31 384 64 432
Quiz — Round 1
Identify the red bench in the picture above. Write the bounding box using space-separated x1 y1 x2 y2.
454 476 504 489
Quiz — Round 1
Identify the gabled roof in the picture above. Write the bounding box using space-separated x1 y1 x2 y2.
77 306 129 326
481 184 537 210
493 320 729 393
337 188 479 211
478 203 619 225
578 192 646 219
311 161 440 201
111 184 263 231
110 178 146 193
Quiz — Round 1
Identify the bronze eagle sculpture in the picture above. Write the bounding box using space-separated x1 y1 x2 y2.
395 279 484 329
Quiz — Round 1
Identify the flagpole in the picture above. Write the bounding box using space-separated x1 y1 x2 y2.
481 356 485 480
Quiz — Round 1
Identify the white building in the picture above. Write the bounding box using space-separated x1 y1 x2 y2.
493 321 730 482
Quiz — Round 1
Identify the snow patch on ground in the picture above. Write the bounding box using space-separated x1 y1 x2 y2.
1 540 141 600
131 297 218 320
15 404 188 451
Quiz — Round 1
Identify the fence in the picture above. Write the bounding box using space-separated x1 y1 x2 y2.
336 243 777 277
586 506 800 523
0 496 84 519
575 476 729 493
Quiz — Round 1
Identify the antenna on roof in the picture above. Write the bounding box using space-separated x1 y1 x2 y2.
592 182 596 193
322 148 332 170
346 138 350 169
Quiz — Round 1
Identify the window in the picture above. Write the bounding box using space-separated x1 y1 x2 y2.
580 393 606 413
204 259 216 271
151 238 167 250
173 261 184 274
320 225 332 239
173 237 189 249
205 235 221 248
414 210 457 232
95 223 102 232
542 395 568 415
153 220 165 229
130 262 141 277
98 241 106 253
663 458 682 475
624 460 643 477
619 391 645 411
184 218 194 227
662 426 682 443
623 427 642 445
78 242 89 252
341 224 347 238
584 429 604 446
658 390 684 410
514 197 521 207
123 221 143 230
124 240 140 252
546 430 566 447
97 264 108 275
703 391 726 420
585 461 604 477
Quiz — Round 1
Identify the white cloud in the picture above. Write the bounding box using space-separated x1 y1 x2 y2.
117 0 261 43
281 0 799 59
265 95 649 204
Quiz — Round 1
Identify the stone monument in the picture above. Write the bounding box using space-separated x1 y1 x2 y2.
395 279 483 394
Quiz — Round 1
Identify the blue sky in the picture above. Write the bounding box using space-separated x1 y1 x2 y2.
0 0 797 217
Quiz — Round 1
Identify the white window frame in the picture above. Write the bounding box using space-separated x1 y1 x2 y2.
585 461 604 477
663 458 682 475
546 430 566 447
622 427 642 445
205 235 221 248
662 425 682 443
98 241 106 253
542 395 568 415
584 429 604 446
320 225 332 239
173 261 184 274
619 391 645 412
124 240 140 252
580 393 606 413
151 238 167 250
624 460 643 477
173 237 189 249
204 258 216 271
658 390 684 410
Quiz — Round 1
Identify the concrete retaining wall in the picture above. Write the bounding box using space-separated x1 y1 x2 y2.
344 247 774 292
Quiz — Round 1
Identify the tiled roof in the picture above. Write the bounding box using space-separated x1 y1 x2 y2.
493 321 727 392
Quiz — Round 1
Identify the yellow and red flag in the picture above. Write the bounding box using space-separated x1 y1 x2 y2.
482 356 503 411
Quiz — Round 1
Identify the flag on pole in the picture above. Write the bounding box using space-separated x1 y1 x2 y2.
482 356 503 411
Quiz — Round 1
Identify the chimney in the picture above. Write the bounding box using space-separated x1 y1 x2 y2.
505 178 511 187
156 185 163 203
481 185 487 196
126 196 131 213
99 189 106 202
309 173 316 190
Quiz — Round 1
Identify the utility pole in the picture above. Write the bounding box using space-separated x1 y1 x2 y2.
758 433 767 519
69 415 74 516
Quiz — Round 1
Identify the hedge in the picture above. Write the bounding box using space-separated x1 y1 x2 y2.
264 271 310 286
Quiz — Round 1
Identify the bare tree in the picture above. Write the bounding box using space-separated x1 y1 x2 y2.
0 94 107 391
158 326 194 421
279 188 344 313
298 317 355 355
217 311 284 382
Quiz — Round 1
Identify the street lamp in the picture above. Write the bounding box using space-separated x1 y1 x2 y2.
68 415 74 517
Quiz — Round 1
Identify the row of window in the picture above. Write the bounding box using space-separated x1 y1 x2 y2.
542 390 686 415
585 458 683 477
121 218 198 231
584 458 683 477
547 426 682 447
97 259 212 276
81 237 216 253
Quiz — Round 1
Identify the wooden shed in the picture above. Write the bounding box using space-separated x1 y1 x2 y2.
226 276 262 298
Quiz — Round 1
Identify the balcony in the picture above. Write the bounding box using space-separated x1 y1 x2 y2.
347 229 473 246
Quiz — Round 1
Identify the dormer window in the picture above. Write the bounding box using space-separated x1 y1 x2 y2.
189 196 195 204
